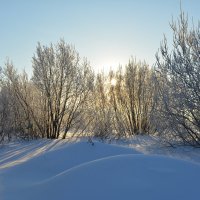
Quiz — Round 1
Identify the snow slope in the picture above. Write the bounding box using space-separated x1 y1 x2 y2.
0 138 200 200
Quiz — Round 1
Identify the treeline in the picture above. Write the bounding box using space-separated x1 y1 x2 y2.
0 12 199 146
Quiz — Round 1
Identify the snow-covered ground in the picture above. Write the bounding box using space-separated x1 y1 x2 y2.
0 137 200 200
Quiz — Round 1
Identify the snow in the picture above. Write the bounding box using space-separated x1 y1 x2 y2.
0 137 200 200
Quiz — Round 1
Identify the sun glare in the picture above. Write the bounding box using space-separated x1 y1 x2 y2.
110 78 117 86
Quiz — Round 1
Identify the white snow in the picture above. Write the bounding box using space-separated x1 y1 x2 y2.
0 137 200 200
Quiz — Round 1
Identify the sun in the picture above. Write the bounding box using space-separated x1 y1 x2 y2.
110 78 117 86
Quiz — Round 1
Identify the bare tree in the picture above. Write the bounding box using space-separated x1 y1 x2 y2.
90 60 157 140
3 62 42 140
32 39 94 139
156 11 200 146
109 60 157 137
0 85 9 142
92 72 114 139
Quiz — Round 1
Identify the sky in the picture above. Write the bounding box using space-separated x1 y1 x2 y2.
0 0 200 75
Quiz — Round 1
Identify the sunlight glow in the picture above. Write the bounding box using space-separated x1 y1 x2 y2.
110 78 117 86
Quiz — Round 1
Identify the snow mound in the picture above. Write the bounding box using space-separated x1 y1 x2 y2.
1 140 200 200
0 140 139 200
30 155 200 200
2 141 139 180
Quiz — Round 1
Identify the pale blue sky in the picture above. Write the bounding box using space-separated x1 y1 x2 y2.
0 0 200 74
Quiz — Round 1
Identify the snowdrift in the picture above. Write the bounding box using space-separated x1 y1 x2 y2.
31 154 200 200
0 140 200 200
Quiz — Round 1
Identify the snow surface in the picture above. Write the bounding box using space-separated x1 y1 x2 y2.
0 137 200 200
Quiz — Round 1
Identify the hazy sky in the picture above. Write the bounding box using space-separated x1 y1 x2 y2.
0 0 200 74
